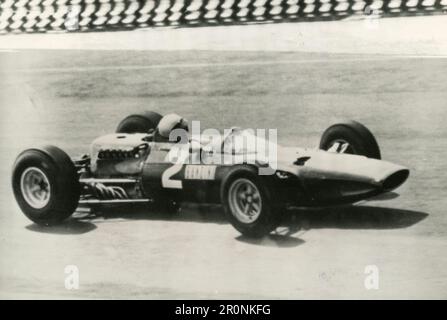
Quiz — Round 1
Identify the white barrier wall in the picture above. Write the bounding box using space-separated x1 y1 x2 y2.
1 0 446 33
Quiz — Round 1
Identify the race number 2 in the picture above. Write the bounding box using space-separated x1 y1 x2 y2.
162 164 183 189
162 146 189 189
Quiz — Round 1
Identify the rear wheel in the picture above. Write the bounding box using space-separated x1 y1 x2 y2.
12 146 80 225
222 167 281 237
319 120 381 159
116 111 162 134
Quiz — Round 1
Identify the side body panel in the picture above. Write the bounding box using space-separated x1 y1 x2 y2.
88 134 409 206
140 142 277 204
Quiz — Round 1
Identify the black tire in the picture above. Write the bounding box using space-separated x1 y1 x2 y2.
116 111 162 134
221 166 281 238
12 146 80 225
319 120 381 159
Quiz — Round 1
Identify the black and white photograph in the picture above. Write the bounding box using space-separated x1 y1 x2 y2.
0 0 446 302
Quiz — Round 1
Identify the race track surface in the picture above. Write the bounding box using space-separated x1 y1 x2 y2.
0 16 447 299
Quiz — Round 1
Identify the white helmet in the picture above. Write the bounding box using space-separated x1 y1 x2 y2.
157 113 189 138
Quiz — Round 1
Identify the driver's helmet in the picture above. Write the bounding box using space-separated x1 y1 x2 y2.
157 113 189 139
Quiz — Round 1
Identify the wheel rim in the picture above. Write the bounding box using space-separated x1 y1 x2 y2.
228 178 262 223
327 139 356 154
20 167 51 209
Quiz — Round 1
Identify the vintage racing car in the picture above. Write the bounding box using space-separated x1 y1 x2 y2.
12 111 409 237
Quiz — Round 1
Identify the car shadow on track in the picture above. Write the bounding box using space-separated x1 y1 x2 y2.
89 203 427 231
25 219 97 235
24 204 428 241
235 234 306 248
282 205 429 232
242 205 429 247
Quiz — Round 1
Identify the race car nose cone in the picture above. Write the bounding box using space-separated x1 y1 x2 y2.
382 169 410 191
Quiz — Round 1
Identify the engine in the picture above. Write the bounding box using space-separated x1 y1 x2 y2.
90 133 151 177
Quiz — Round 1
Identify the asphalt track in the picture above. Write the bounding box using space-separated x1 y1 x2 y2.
0 15 447 299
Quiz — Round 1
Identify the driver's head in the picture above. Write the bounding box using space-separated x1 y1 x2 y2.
157 113 189 139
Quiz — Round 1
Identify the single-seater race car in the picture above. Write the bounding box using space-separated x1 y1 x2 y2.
12 111 409 237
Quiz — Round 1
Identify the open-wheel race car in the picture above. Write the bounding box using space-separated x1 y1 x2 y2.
12 111 410 237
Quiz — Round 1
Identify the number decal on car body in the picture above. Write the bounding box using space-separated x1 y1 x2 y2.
162 164 183 189
162 145 190 189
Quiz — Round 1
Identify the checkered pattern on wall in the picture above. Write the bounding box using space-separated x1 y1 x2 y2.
1 0 446 33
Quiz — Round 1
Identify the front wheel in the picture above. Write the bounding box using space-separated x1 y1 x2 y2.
319 120 381 159
12 146 80 225
222 167 281 238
